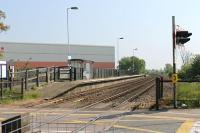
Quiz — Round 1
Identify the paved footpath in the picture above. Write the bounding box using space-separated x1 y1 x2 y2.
0 108 200 133
190 120 200 133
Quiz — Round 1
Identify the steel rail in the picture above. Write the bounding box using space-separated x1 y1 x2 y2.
113 82 155 109
58 77 151 108
89 78 154 104
32 77 147 108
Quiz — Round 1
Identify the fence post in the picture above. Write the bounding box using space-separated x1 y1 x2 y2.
21 78 24 99
0 77 2 99
111 69 114 77
8 68 11 90
36 69 39 87
97 68 99 78
54 67 56 81
96 69 98 79
101 69 103 78
160 77 163 98
74 68 76 81
46 68 49 83
70 67 72 81
5 70 8 89
58 67 60 80
48 67 50 82
9 77 12 90
80 68 82 80
156 77 160 110
92 68 94 79
82 68 84 79
25 69 28 90
10 70 14 90
117 69 119 76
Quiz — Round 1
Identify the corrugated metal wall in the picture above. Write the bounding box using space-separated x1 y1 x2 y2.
0 42 115 62
0 42 115 68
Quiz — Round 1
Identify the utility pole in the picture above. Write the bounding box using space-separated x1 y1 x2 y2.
116 37 124 69
66 7 78 65
172 16 177 108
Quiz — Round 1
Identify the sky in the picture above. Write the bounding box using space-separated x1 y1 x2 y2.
0 0 199 69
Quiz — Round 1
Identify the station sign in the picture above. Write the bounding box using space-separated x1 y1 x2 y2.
172 74 178 83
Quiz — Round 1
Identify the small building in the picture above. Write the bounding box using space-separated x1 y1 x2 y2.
70 59 94 79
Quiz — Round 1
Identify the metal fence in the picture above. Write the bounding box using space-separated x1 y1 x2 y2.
0 66 76 100
2 112 130 133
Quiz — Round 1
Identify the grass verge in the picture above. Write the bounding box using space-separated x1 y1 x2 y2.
177 82 200 107
0 88 41 105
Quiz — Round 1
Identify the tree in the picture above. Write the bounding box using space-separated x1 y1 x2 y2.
178 55 200 80
190 55 200 80
178 63 192 80
0 10 9 32
164 63 173 78
145 69 165 76
180 51 193 65
119 56 145 74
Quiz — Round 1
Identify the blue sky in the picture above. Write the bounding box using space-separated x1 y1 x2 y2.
0 0 199 69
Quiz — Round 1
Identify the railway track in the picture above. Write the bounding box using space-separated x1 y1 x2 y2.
79 77 155 110
40 76 155 111
30 76 147 108
23 76 144 108
112 81 155 110
23 75 155 111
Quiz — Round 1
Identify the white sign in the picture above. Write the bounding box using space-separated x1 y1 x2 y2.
0 61 7 78
68 56 72 60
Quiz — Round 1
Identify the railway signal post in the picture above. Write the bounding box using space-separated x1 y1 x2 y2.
172 16 176 108
172 16 192 108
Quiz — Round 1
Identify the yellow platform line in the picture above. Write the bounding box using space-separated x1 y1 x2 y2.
0 118 6 121
176 119 195 133
63 119 171 124
30 113 99 117
63 120 164 133
127 114 190 121
1 112 26 114
70 113 99 116
114 125 164 133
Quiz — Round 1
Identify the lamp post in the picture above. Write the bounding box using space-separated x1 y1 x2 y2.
116 37 124 70
132 48 138 73
67 7 78 65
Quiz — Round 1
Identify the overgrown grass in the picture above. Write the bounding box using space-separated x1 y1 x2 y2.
24 90 41 100
177 83 200 107
0 88 41 104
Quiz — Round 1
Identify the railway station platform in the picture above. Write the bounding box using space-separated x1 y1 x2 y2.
39 75 145 99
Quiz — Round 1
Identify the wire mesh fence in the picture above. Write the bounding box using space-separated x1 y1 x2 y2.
15 112 130 133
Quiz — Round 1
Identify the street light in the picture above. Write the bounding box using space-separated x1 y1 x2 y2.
116 37 124 69
67 7 79 65
132 48 138 73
